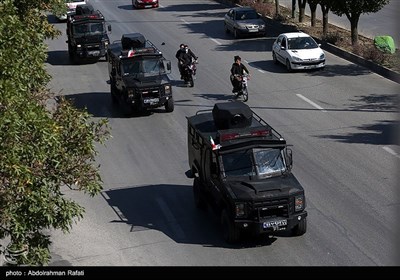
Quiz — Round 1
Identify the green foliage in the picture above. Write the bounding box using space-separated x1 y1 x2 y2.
330 0 390 45
0 0 110 265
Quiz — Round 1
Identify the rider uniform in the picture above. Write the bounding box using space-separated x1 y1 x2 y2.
230 55 249 93
178 45 198 79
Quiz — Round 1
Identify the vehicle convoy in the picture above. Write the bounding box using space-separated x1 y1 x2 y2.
187 102 307 243
107 33 173 115
66 4 111 63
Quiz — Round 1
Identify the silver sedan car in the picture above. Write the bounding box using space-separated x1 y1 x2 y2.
224 7 266 39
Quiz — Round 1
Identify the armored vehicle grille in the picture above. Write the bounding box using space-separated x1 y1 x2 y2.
136 86 161 98
252 198 292 219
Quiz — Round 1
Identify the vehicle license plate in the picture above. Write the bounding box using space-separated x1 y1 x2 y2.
263 219 287 229
248 29 258 32
145 5 152 8
144 98 159 105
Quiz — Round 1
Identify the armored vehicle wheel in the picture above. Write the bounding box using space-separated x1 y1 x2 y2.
165 98 174 112
221 209 240 243
110 83 118 104
193 178 207 210
291 217 307 236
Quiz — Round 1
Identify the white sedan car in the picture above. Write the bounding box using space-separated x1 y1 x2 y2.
272 32 325 72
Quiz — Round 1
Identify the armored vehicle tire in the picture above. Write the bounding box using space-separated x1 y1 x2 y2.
221 209 240 243
193 178 207 210
165 98 174 112
110 83 118 103
291 217 307 236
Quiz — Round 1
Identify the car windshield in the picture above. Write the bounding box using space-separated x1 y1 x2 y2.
287 36 318 50
122 58 166 77
222 148 286 178
235 11 258 20
73 22 104 36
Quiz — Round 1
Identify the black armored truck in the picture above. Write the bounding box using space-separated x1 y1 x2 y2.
107 33 173 114
66 4 111 63
187 102 307 243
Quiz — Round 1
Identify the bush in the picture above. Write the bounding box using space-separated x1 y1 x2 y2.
322 32 341 45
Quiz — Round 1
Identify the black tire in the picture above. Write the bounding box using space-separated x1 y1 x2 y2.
110 82 118 104
165 98 174 112
189 75 194 87
242 87 248 102
286 59 292 72
272 52 278 64
221 209 240 243
234 29 240 39
193 178 207 210
224 23 229 33
291 217 307 236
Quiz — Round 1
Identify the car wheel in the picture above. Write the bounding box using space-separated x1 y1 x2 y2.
221 209 240 243
291 217 307 236
286 59 292 72
272 52 278 64
224 23 229 33
234 29 240 39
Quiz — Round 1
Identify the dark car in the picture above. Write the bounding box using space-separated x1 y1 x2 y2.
132 0 159 9
224 6 266 38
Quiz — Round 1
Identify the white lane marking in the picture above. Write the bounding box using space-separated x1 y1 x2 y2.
257 69 265 73
210 38 222 45
102 191 110 200
383 146 400 159
296 94 327 112
181 19 189 24
155 197 186 240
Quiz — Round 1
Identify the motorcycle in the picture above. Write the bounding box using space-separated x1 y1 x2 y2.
233 73 249 102
181 60 197 87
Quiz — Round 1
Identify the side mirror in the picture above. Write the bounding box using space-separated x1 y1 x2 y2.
108 25 112 32
167 61 171 71
285 148 293 169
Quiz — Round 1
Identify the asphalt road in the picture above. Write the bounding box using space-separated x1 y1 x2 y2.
46 0 399 266
280 0 400 46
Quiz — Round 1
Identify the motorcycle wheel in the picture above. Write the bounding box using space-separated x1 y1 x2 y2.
242 87 248 102
189 75 194 87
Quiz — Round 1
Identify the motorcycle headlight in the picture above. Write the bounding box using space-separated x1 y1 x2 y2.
77 44 82 48
164 85 171 94
235 203 246 217
295 195 305 212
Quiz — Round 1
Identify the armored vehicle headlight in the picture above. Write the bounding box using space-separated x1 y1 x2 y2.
164 85 171 94
235 203 245 217
295 195 304 212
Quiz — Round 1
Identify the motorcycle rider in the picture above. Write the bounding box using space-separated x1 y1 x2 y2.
175 44 185 79
178 45 198 80
230 55 250 93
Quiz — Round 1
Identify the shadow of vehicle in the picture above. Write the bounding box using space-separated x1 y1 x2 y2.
102 184 277 248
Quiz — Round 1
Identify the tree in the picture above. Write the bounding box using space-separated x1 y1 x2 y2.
297 0 307 22
275 0 280 16
0 0 110 265
307 0 318 27
319 0 332 36
330 0 390 45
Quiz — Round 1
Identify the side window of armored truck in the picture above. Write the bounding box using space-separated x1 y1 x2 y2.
204 149 218 180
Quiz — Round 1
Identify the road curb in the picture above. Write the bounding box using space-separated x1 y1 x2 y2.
215 0 400 84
